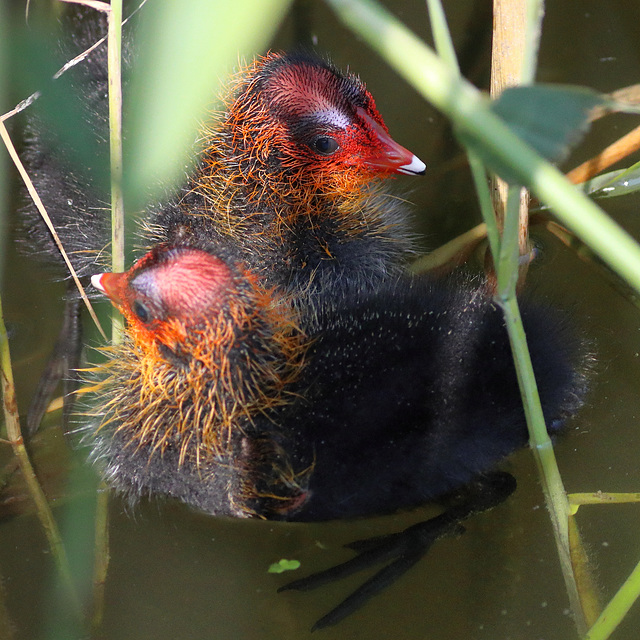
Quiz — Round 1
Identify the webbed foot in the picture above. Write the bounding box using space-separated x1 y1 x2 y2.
279 471 517 631
26 292 82 435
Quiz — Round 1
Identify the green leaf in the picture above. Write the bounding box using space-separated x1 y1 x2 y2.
125 0 293 212
492 84 607 165
581 163 640 199
10 24 110 194
268 558 301 574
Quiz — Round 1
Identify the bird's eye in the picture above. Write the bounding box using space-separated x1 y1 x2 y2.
312 136 339 155
132 300 152 323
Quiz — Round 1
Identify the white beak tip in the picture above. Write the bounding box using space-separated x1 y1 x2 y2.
398 155 427 176
91 273 106 292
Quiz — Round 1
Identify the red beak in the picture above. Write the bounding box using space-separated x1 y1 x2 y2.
91 272 127 306
356 107 426 176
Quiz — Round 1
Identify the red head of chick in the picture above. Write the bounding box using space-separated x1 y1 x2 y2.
224 51 425 181
88 245 308 517
153 51 426 302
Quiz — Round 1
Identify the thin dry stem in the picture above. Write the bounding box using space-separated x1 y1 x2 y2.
0 119 107 340
565 124 640 186
490 0 531 272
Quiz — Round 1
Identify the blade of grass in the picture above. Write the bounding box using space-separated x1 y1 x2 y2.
124 0 293 211
60 2 126 631
59 2 125 631
62 0 124 343
569 492 640 512
426 0 502 272
428 0 588 628
425 0 459 73
0 294 81 616
584 560 640 640
105 0 125 329
100 0 120 626
332 0 602 633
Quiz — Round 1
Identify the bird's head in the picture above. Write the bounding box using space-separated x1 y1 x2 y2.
91 245 305 433
92 246 236 357
218 52 425 190
89 246 310 512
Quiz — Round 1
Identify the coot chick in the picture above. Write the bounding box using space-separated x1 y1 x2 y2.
150 50 425 308
20 11 424 310
87 244 587 521
88 244 588 627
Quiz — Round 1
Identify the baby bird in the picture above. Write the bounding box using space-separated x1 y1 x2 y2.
88 244 587 522
21 25 424 310
88 244 588 626
151 50 426 309
88 243 309 518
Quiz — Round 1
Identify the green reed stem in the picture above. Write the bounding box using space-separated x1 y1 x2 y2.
107 0 125 341
521 0 544 84
496 185 587 633
585 560 640 640
327 0 610 634
0 294 81 615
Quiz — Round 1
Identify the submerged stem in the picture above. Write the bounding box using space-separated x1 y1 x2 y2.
0 294 81 616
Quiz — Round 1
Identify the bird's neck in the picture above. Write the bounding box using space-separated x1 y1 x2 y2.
90 291 307 468
193 125 389 240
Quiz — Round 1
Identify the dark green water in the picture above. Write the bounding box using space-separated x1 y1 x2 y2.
2 2 640 639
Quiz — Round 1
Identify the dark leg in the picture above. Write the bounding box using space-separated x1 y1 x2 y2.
26 291 82 435
279 471 517 631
